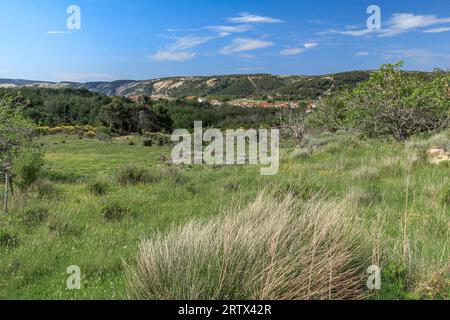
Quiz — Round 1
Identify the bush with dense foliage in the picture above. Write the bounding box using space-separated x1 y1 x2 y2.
344 62 449 141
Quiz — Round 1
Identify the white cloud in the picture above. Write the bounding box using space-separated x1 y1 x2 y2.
150 35 211 63
228 12 284 24
320 13 450 38
424 27 450 33
204 24 253 35
46 31 70 35
339 29 374 37
304 42 318 49
280 48 305 56
151 50 196 62
382 49 450 65
382 13 450 37
355 51 370 57
279 42 318 56
170 35 214 50
220 38 274 55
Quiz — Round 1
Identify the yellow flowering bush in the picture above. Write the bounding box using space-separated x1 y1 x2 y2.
36 125 97 137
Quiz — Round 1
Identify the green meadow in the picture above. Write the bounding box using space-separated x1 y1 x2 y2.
0 132 448 299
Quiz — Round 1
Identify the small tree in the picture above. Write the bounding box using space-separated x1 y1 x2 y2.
313 95 347 133
345 62 450 141
278 105 308 148
0 98 37 213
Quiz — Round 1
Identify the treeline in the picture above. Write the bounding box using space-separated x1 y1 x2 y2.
158 99 280 130
0 87 281 134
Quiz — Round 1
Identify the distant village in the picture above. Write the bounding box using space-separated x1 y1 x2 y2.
129 94 318 113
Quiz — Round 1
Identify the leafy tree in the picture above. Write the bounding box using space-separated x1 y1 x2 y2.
100 97 173 134
313 95 347 133
0 98 40 213
345 62 450 141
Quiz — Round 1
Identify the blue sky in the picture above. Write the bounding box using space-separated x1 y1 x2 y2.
0 0 449 82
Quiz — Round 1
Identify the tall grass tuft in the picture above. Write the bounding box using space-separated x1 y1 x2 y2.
88 179 111 196
127 192 373 300
116 166 160 185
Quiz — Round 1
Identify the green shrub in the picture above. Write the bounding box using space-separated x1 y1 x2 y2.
47 215 80 237
29 178 61 199
377 263 411 300
21 205 49 226
88 179 110 196
13 148 44 191
302 133 334 149
163 167 187 185
345 63 450 141
439 184 450 206
142 139 152 147
116 166 159 185
96 126 112 142
101 201 132 222
0 229 20 248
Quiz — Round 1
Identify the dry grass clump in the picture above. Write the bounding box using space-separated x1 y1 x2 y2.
127 192 373 300
352 165 379 180
291 148 312 160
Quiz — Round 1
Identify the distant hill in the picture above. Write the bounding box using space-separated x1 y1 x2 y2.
1 71 374 100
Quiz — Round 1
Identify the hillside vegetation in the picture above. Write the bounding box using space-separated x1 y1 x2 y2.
0 72 373 100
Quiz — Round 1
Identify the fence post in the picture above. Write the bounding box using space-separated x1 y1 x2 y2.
4 173 9 214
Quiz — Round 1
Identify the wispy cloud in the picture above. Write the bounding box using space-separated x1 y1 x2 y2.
279 43 318 56
150 35 213 62
339 29 374 37
423 27 450 33
46 31 70 35
382 49 450 65
380 13 450 37
354 51 370 57
170 35 214 50
304 42 318 49
220 38 274 55
204 24 253 36
322 13 450 38
228 12 284 24
154 12 283 61
151 50 196 62
280 48 305 56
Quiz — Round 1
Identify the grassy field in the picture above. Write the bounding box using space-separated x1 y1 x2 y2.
0 132 449 299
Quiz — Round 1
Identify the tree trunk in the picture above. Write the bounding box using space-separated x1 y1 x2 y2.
4 173 9 214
